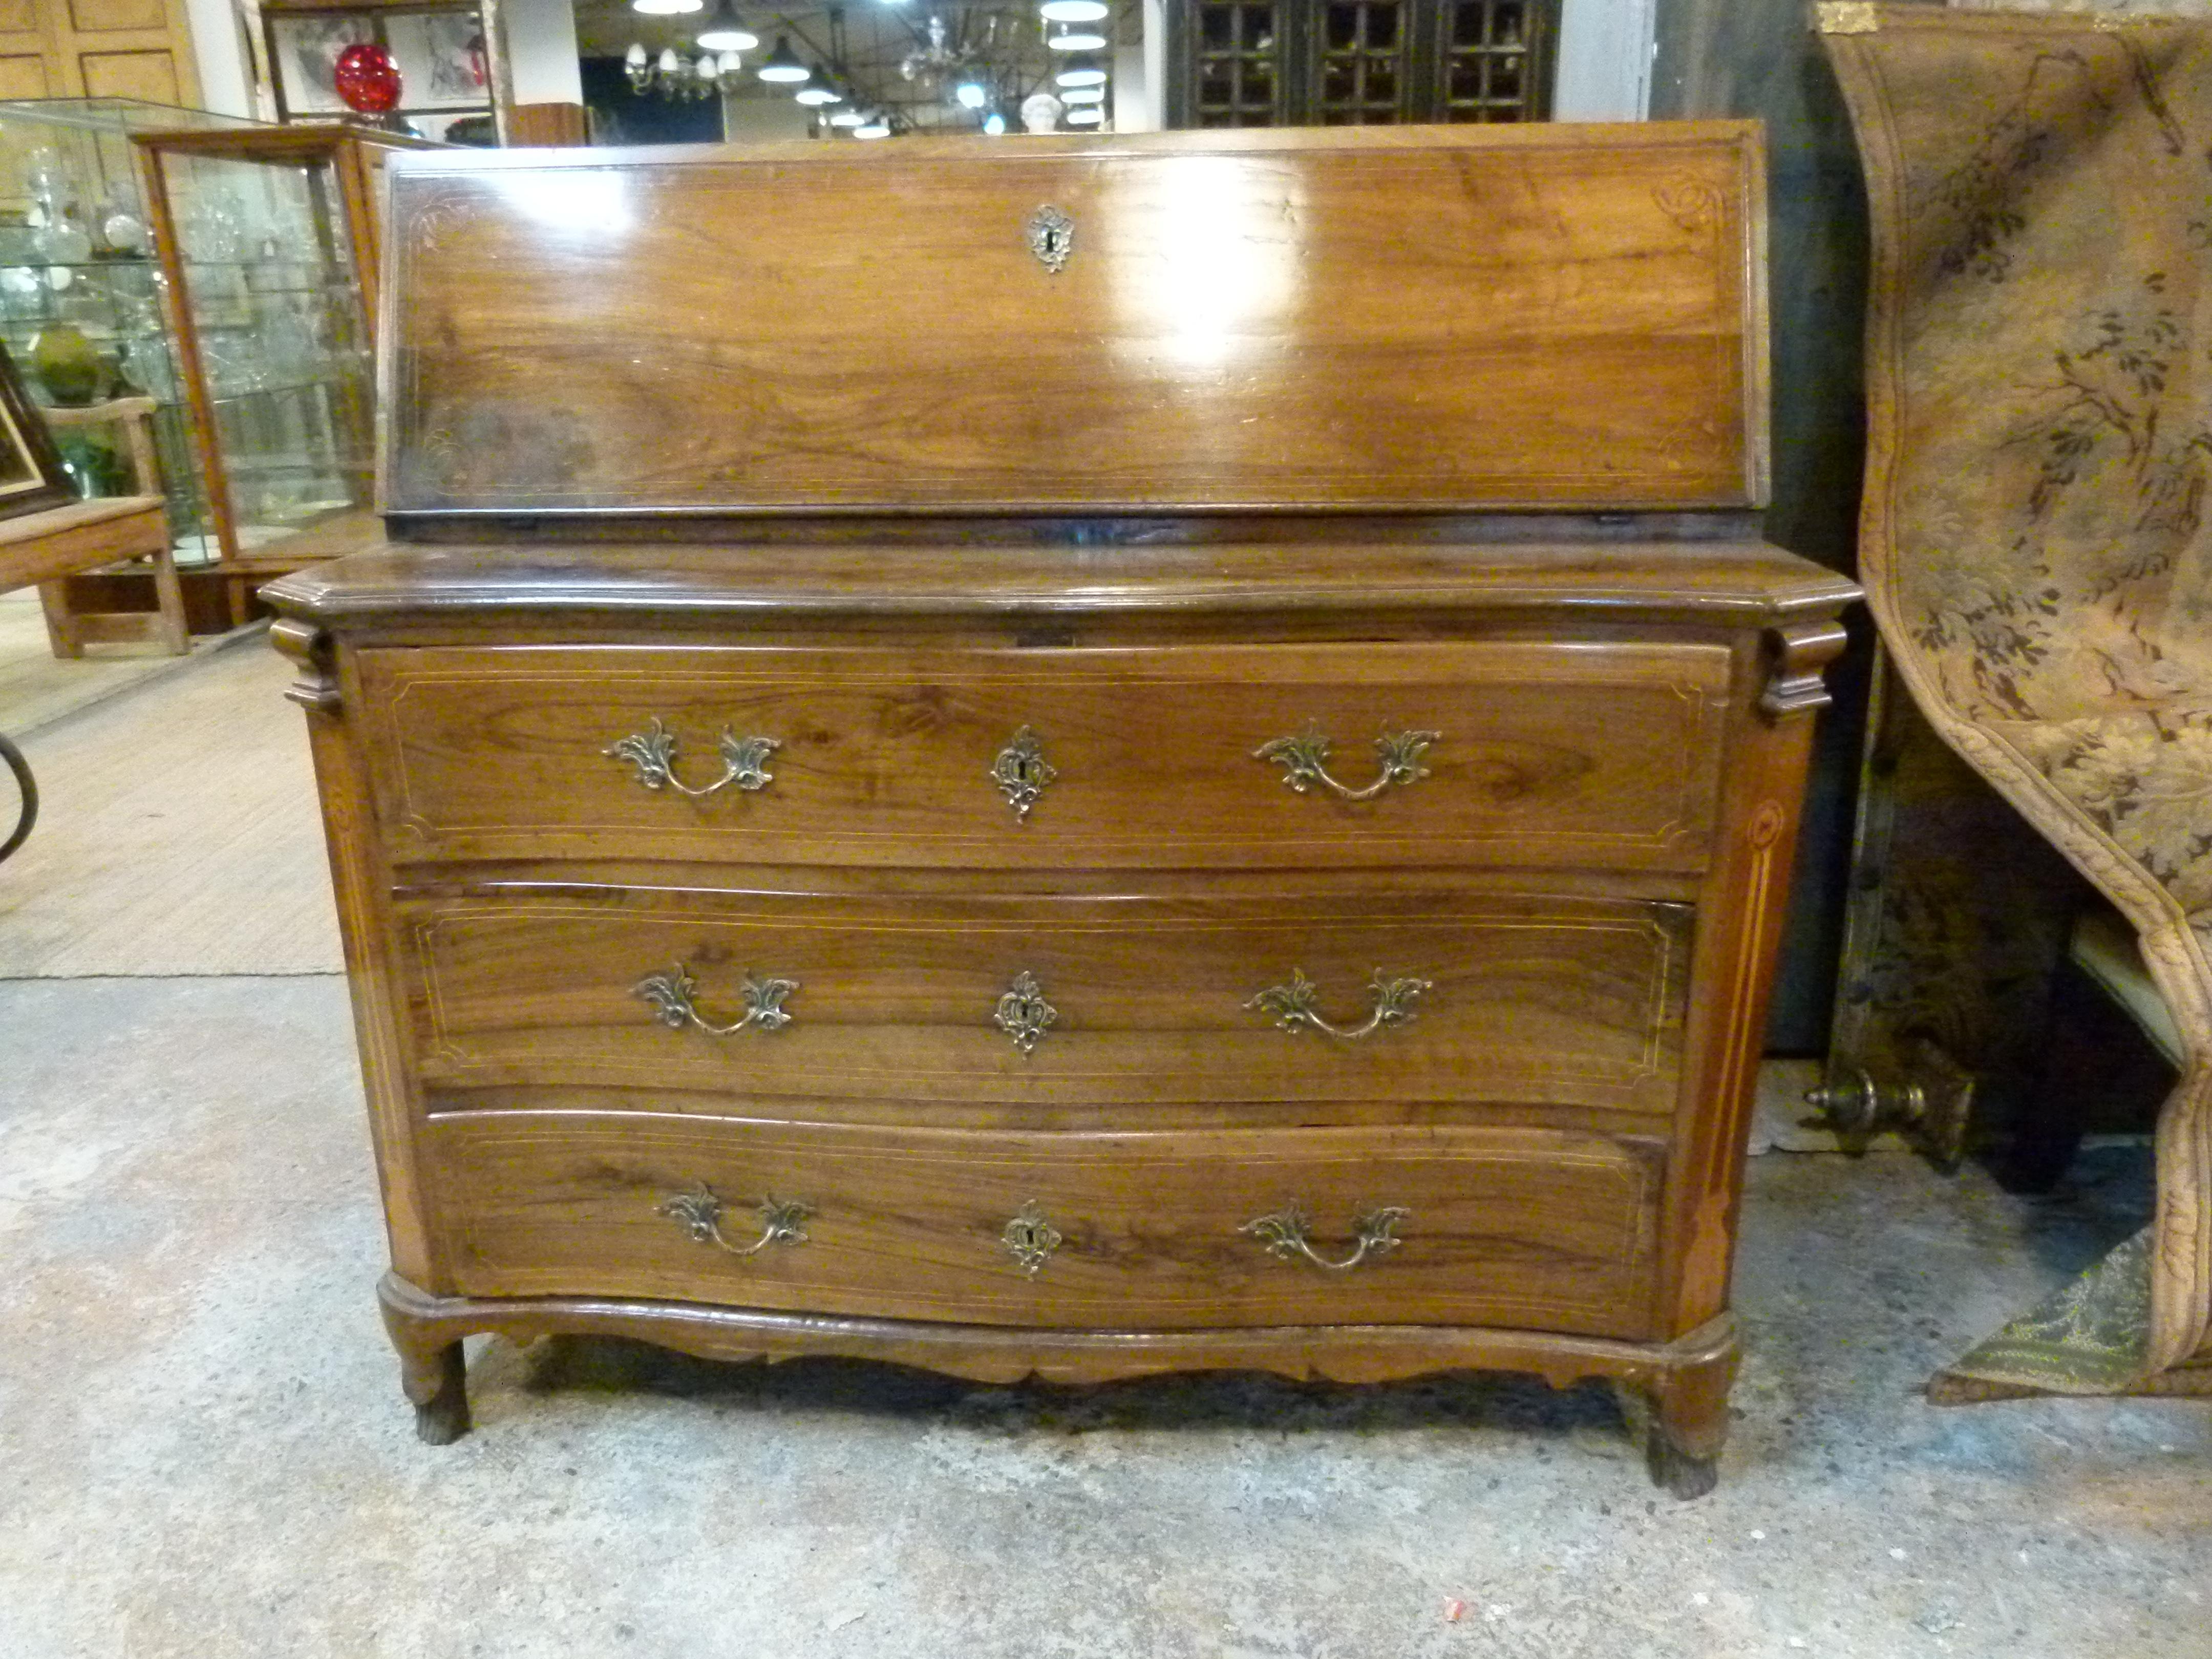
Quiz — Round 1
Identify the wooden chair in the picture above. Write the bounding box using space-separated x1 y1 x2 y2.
0 395 185 658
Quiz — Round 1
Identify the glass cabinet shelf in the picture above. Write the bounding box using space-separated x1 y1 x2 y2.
0 97 266 563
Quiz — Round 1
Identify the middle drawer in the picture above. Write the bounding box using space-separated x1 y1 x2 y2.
400 888 1691 1116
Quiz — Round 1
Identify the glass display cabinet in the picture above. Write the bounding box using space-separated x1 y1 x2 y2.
133 123 439 579
0 98 262 566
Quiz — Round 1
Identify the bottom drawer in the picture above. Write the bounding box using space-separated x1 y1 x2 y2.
426 1113 1665 1340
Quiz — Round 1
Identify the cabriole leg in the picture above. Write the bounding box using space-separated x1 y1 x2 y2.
1613 1338 1737 1500
403 1342 470 1445
380 1279 471 1444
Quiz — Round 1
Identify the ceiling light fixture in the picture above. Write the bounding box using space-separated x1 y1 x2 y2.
1054 60 1107 85
632 0 703 14
828 106 865 125
1038 0 1109 19
757 34 811 82
1061 84 1104 103
1065 106 1103 124
953 78 988 109
1046 24 1107 50
853 115 892 138
795 69 843 105
982 111 1006 134
693 0 757 51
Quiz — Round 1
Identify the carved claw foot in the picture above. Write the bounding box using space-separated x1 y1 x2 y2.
405 1341 470 1445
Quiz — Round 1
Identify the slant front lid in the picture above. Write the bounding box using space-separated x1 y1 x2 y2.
379 124 1768 517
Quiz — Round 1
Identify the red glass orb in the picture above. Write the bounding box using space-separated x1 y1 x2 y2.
333 42 402 114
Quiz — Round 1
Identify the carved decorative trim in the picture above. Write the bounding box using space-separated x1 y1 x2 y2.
1760 620 1849 719
269 617 339 712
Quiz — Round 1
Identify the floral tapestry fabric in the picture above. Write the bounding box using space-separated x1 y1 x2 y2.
1826 3 2212 1391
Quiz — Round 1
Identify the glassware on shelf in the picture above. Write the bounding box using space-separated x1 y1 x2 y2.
133 122 442 568
0 99 265 557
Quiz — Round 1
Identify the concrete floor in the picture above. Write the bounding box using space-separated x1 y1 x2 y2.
1 974 2206 1658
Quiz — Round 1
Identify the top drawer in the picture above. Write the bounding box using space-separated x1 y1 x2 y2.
356 641 1734 873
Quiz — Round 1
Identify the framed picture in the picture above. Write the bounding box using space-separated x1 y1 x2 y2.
384 14 488 111
267 15 377 118
0 343 81 523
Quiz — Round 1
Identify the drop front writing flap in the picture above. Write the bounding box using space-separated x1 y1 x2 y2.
378 123 1768 518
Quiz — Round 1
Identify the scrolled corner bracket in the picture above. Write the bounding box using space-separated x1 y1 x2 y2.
1027 204 1075 274
1760 621 1849 720
1814 2 1878 35
269 617 340 713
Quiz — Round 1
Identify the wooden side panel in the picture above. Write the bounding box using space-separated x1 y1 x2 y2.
426 1113 1667 1338
78 46 177 101
399 888 1693 1115
0 51 47 95
380 124 1766 515
358 640 1733 874
68 0 165 29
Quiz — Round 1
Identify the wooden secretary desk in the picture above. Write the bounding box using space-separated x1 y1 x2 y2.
264 123 1857 1498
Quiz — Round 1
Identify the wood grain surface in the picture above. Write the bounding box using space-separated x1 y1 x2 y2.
359 640 1732 872
378 124 1767 516
423 1112 1665 1338
399 886 1691 1114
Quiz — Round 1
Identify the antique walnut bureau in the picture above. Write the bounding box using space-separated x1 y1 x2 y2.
266 123 1857 1497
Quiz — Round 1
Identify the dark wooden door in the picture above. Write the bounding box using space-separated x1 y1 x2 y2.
1163 0 1558 127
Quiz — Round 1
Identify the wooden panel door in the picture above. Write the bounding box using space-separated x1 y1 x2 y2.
0 0 200 104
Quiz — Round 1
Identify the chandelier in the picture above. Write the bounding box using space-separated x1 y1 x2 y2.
624 41 748 98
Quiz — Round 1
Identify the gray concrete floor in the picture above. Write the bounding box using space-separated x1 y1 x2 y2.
2 974 2207 1658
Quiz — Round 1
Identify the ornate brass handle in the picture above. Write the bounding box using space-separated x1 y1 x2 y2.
658 1183 812 1256
1254 725 1439 801
634 962 797 1035
1242 1205 1409 1271
605 717 779 798
1245 968 1431 1039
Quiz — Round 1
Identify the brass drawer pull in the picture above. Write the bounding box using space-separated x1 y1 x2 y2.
1254 724 1438 801
605 717 779 798
990 726 1056 820
658 1182 812 1257
1242 1204 1409 1272
634 961 797 1035
994 970 1058 1053
1245 967 1430 1040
